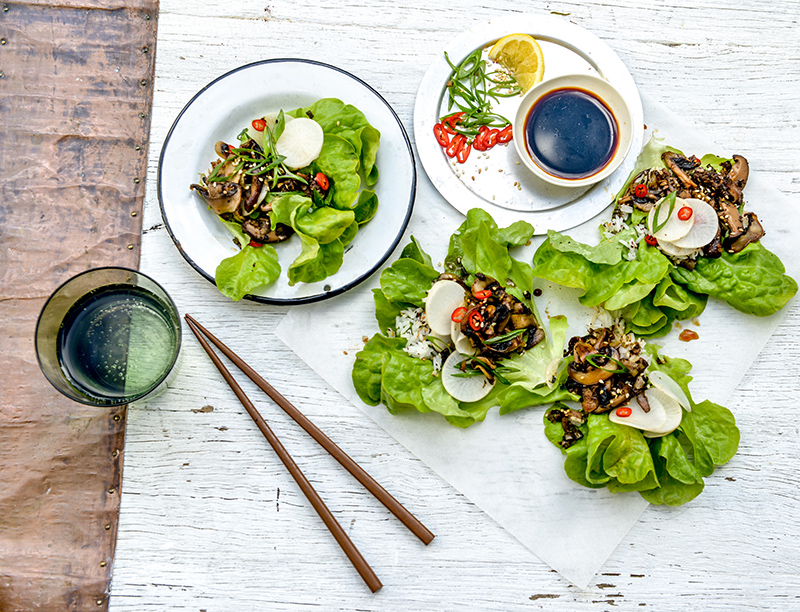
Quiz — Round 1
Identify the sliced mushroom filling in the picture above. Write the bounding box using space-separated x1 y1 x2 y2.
562 324 649 415
613 151 764 260
190 138 330 245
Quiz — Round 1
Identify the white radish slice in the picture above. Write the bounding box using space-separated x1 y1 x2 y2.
641 387 684 437
425 280 466 337
441 351 494 402
648 196 694 242
247 111 294 141
451 318 477 356
428 329 452 349
669 198 719 249
608 391 667 431
275 117 324 169
656 237 697 258
648 370 692 412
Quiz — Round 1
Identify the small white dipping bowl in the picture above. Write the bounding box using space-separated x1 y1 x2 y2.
513 74 633 188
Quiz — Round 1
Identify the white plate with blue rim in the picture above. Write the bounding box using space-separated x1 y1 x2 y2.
159 59 416 304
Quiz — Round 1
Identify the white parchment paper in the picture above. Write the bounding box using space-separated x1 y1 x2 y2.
275 94 800 587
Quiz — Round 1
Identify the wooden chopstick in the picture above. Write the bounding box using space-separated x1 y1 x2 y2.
184 316 383 593
184 313 435 546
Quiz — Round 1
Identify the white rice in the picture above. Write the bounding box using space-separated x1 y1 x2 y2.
395 307 444 372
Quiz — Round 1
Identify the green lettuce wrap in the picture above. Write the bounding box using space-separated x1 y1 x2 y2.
544 344 739 506
209 97 381 299
352 209 574 428
532 138 796 336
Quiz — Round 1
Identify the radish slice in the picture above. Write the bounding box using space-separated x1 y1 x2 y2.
276 117 324 169
425 280 466 337
428 329 452 348
648 370 692 412
648 196 694 242
451 318 477 356
641 387 684 437
441 351 494 402
656 237 697 258
608 392 667 431
247 111 293 141
669 198 719 249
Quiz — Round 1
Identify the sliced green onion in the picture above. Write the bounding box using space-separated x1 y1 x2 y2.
651 191 677 233
483 328 526 346
585 353 628 374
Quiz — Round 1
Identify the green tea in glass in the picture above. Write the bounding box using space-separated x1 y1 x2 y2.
36 267 181 406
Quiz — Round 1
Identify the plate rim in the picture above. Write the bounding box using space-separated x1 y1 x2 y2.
158 57 416 305
413 14 644 232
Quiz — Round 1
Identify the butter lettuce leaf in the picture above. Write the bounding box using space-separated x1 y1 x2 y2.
215 244 281 301
671 242 797 316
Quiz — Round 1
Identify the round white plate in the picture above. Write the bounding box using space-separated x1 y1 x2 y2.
414 14 644 233
159 59 415 304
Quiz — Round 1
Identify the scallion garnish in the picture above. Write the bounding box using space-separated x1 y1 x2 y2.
585 353 628 374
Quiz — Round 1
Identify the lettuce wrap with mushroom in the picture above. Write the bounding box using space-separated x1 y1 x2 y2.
192 98 381 300
531 138 797 337
352 209 574 428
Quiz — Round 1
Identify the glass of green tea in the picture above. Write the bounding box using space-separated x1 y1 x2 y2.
35 267 181 407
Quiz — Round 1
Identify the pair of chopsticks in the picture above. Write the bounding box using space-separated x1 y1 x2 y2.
184 314 434 592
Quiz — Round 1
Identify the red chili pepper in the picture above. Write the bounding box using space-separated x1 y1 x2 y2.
645 234 658 246
442 112 465 134
633 183 648 198
615 406 632 418
468 309 483 331
472 126 489 151
456 141 471 163
485 128 499 148
248 240 264 248
473 289 492 300
451 306 467 323
251 118 266 132
446 133 466 158
315 172 330 190
677 206 693 221
433 123 450 147
497 124 513 143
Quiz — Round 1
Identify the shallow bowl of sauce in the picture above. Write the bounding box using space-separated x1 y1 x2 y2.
513 74 633 188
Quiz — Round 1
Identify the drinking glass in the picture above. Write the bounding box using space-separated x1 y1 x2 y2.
35 267 181 406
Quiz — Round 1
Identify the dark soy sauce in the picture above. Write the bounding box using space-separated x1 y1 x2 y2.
524 87 619 179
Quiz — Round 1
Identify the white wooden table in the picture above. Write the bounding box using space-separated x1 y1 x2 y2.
109 1 800 609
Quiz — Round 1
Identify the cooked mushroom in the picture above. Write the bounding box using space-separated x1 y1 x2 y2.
241 175 264 216
568 361 614 386
190 180 242 215
723 155 749 205
726 211 765 253
662 151 697 189
717 198 745 239
214 140 237 158
241 217 293 243
563 324 649 414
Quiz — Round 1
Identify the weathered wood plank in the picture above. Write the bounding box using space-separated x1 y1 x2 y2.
109 0 800 610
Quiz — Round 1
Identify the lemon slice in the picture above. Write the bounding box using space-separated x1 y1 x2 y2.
488 33 545 92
